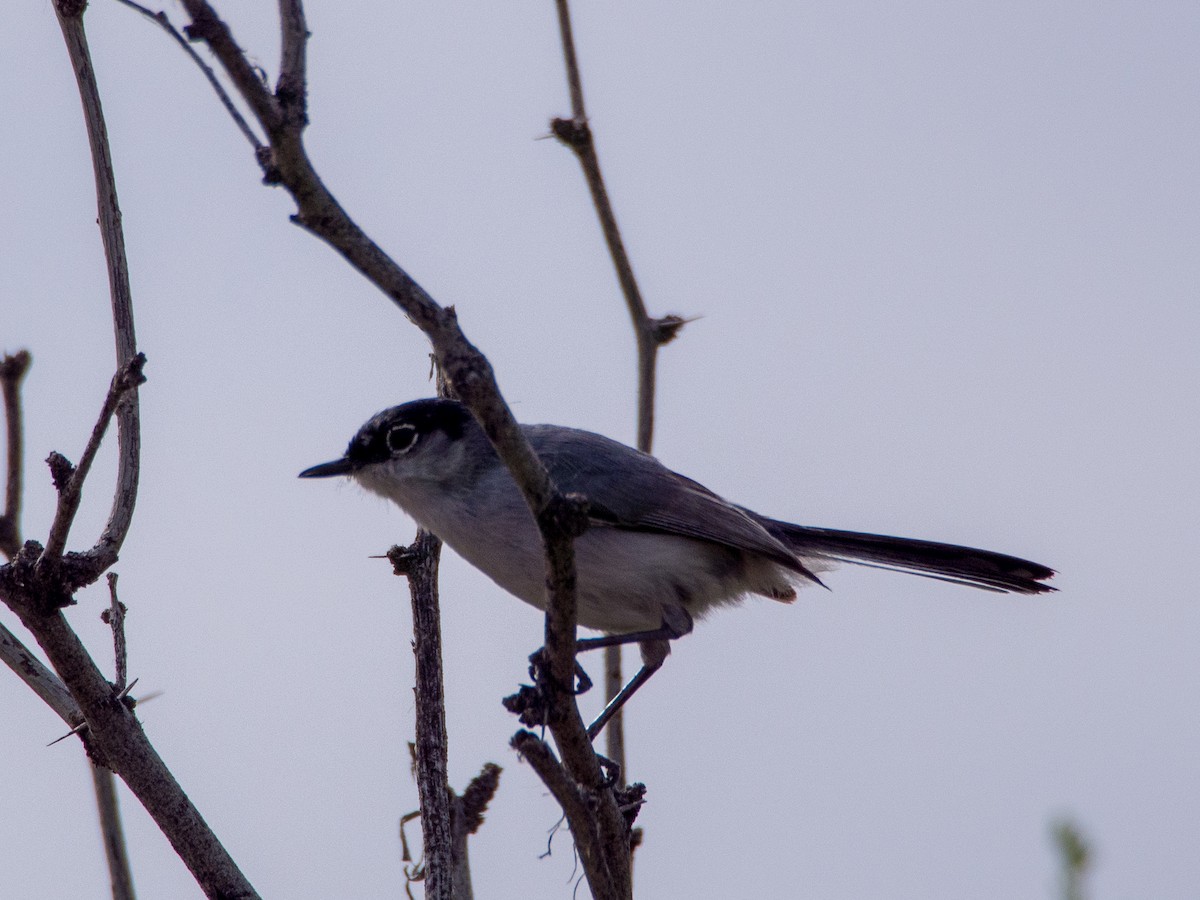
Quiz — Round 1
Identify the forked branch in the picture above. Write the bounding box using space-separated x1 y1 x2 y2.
0 3 259 897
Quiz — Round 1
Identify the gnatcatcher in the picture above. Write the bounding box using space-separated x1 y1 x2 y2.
300 398 1054 737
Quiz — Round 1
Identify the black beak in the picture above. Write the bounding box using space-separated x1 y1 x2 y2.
298 457 356 478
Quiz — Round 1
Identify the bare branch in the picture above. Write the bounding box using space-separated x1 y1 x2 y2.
602 646 626 776
102 572 128 692
389 533 455 900
511 731 628 900
54 0 144 571
3 599 258 898
92 763 137 900
276 0 308 124
553 0 586 121
549 0 685 454
180 3 283 137
551 0 693 793
0 618 81 727
0 5 262 897
113 0 263 150
0 350 31 560
174 1 562 520
39 354 146 568
96 573 137 898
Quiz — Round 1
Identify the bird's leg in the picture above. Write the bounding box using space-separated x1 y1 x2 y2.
580 605 693 740
585 660 663 741
506 606 693 739
574 602 694 654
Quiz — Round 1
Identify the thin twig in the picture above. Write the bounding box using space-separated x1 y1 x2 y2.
39 354 146 568
0 350 31 560
0 619 82 727
602 646 625 776
103 572 128 692
553 0 586 121
550 0 686 451
112 0 263 150
551 0 689 789
54 0 145 574
92 763 137 900
179 3 284 137
512 730 620 897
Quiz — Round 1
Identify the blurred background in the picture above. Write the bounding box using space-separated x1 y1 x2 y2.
2 2 1197 897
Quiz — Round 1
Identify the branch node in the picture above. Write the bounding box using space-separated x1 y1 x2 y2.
182 12 217 44
502 682 548 729
101 571 128 692
386 542 418 577
256 145 283 184
550 115 592 151
503 647 593 729
0 350 31 383
47 452 76 492
651 313 690 346
613 782 646 830
54 0 87 19
115 352 148 391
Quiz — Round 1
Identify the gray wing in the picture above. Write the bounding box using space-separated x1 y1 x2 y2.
524 424 818 581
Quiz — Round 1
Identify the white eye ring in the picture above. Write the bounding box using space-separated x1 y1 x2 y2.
386 423 418 455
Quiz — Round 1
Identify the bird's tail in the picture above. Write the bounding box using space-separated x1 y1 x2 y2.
760 520 1055 594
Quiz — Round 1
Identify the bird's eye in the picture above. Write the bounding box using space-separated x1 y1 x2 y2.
386 423 418 455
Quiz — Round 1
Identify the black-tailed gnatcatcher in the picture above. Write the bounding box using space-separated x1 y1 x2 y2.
300 399 1054 736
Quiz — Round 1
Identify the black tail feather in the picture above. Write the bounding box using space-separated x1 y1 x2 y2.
759 521 1055 595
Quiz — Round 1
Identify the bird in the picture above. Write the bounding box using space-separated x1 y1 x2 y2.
300 398 1054 736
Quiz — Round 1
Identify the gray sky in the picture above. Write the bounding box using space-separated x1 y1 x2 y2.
3 2 1198 898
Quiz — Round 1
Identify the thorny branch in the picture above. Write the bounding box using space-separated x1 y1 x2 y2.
551 0 688 791
551 0 686 448
0 358 253 893
389 534 456 900
0 3 259 897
